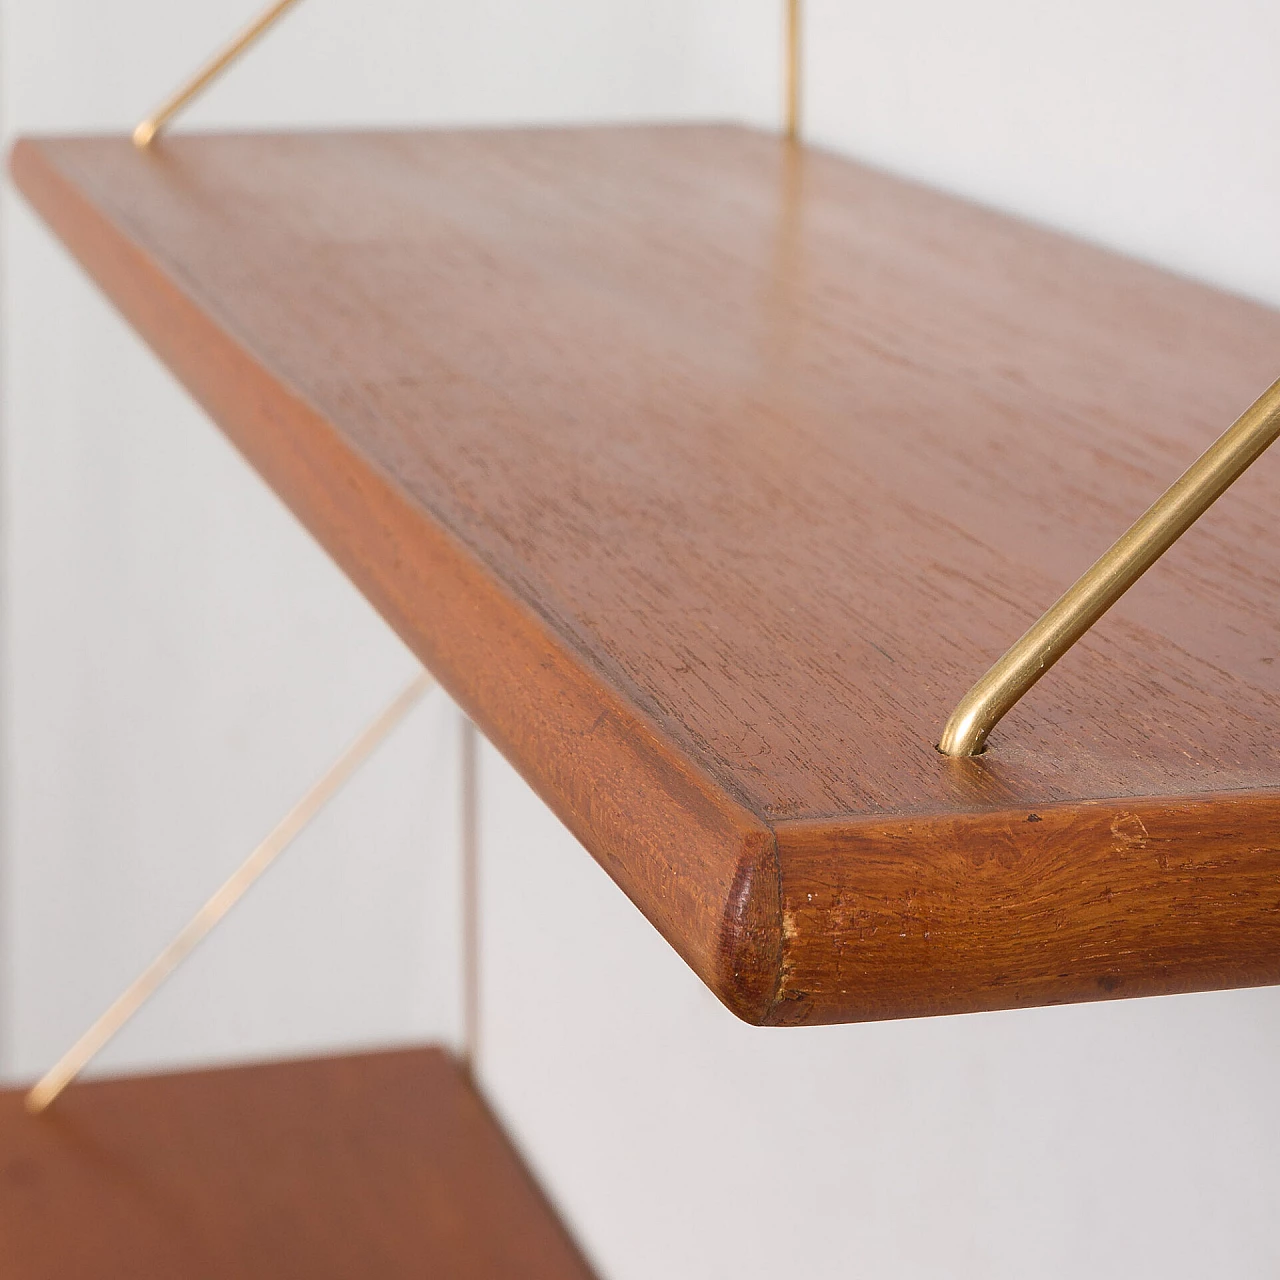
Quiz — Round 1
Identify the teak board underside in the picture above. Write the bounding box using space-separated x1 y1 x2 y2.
12 126 1280 1025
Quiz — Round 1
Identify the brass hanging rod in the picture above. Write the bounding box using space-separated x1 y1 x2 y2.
939 378 1280 757
133 0 304 148
132 0 805 148
26 672 436 1114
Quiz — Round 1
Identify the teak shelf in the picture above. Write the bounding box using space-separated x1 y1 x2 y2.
0 1049 597 1278
13 125 1280 1027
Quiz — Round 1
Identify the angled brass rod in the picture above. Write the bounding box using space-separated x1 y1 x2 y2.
25 671 435 1114
133 0 305 148
938 377 1280 757
134 0 802 146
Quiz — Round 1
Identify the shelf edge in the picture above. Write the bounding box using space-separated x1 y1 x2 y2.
8 134 787 1026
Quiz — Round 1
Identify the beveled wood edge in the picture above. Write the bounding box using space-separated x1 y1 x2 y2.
766 790 1280 1025
9 135 785 1025
0 1042 453 1099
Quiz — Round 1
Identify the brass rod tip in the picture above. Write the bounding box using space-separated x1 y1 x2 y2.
130 0 304 150
24 1083 56 1115
937 708 988 758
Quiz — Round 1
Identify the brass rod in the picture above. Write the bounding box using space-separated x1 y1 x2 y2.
25 671 435 1114
784 0 803 141
133 0 305 148
460 717 481 1076
938 378 1280 757
135 0 799 146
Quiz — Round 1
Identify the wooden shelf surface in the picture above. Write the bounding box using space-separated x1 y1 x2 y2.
12 126 1280 1025
0 1048 597 1279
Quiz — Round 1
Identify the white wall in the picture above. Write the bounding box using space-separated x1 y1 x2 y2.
801 0 1280 308
4 2 1280 1278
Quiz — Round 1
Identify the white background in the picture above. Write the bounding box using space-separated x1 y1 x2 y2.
3 2 1279 1277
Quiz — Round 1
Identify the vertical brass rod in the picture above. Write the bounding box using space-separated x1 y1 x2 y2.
25 671 435 1114
938 378 1280 757
784 0 803 141
133 0 305 148
460 717 481 1076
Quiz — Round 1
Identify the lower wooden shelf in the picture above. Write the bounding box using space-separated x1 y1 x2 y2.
0 1047 597 1279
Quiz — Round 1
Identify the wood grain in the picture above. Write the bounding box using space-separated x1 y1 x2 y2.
773 793 1280 1024
11 126 1280 1024
0 1048 598 1279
